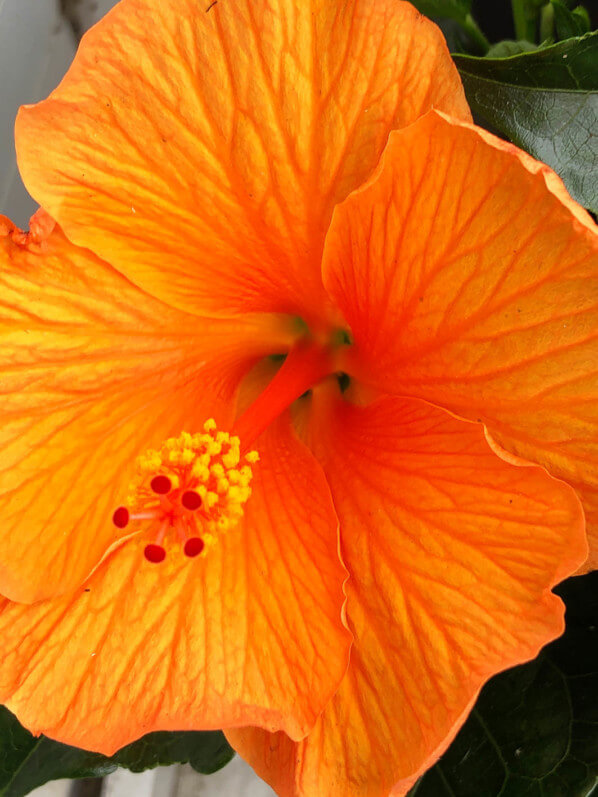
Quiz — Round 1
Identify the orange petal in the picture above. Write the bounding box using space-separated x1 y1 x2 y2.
0 415 350 753
228 394 586 795
324 111 598 569
15 0 469 320
0 218 291 603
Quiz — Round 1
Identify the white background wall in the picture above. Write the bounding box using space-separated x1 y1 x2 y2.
0 0 74 226
0 1 274 794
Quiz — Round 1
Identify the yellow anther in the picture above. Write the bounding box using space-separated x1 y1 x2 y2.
239 465 252 483
180 448 195 465
245 451 260 464
195 466 211 483
204 418 217 432
228 506 244 520
192 462 210 482
139 451 162 472
205 491 219 508
203 532 216 549
227 486 243 502
210 463 225 478
222 449 240 469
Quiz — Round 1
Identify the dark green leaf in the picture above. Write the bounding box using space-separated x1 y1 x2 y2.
111 730 234 775
454 32 597 90
572 7 591 31
408 0 472 24
409 572 598 797
453 32 598 213
432 18 480 55
0 715 234 797
408 1 490 54
551 1 591 40
0 711 38 793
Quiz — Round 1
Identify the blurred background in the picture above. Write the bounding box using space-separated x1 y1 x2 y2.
473 0 597 38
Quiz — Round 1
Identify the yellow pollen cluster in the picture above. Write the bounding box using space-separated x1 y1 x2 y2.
127 420 259 545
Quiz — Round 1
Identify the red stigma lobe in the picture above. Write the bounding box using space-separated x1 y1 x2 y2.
184 537 205 557
150 475 172 494
182 490 202 510
112 506 129 528
144 544 166 563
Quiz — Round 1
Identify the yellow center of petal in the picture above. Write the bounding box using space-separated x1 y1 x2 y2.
112 419 259 563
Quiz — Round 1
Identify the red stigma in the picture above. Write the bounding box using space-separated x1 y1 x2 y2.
182 490 202 510
144 544 166 563
184 537 205 558
112 506 129 528
150 475 172 494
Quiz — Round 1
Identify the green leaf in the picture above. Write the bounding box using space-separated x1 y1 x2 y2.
0 715 234 797
408 1 491 54
431 18 480 55
408 0 472 24
486 40 539 57
409 571 598 797
453 32 598 213
551 1 591 40
511 0 546 42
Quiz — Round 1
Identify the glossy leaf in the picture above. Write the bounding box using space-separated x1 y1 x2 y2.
410 571 598 796
454 32 598 212
456 32 597 89
0 712 234 796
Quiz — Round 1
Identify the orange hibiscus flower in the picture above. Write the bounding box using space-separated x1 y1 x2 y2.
1 0 597 794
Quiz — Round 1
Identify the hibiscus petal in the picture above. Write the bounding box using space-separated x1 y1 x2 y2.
0 414 350 753
228 395 586 795
0 219 291 603
323 111 598 569
15 0 469 319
